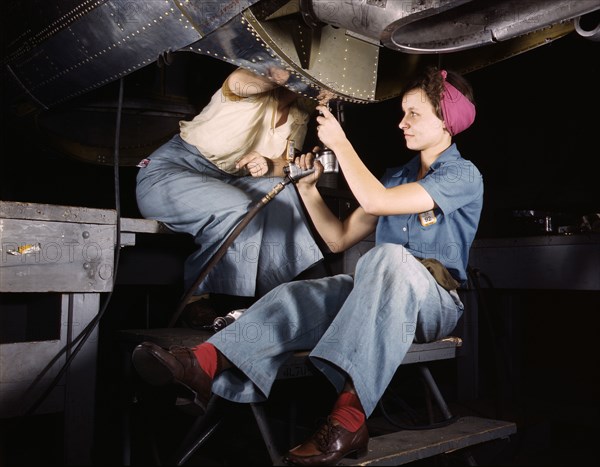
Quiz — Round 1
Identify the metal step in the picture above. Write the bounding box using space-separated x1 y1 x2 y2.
339 416 517 466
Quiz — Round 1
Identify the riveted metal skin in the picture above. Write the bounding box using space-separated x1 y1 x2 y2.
186 7 379 104
2 0 262 109
2 0 599 110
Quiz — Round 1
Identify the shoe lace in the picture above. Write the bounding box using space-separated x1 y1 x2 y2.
313 417 338 450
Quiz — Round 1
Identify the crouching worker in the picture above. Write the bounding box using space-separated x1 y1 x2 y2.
132 66 483 466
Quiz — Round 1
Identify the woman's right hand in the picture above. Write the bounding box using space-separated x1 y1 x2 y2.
315 105 347 152
236 151 270 177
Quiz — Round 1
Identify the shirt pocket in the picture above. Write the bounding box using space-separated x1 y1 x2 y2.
408 211 444 253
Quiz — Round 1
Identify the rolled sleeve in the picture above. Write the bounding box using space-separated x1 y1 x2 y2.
418 160 483 215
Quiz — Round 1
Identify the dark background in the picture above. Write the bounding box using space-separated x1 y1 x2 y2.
1 28 599 467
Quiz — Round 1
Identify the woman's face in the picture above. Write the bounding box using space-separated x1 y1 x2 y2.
398 88 447 152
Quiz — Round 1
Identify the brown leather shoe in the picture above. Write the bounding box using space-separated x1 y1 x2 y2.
132 341 212 412
283 417 369 466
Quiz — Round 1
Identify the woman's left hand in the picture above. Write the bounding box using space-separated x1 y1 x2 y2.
236 151 270 177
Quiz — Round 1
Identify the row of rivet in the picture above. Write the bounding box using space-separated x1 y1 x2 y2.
189 16 374 103
50 3 195 105
3 0 103 65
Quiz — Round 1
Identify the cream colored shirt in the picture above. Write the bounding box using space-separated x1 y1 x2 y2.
179 80 309 174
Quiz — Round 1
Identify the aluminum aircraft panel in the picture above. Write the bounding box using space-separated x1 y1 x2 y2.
1 0 598 165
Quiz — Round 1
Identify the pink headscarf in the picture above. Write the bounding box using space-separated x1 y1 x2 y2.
440 70 476 136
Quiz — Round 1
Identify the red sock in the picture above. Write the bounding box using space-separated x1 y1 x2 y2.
191 342 218 379
330 391 366 432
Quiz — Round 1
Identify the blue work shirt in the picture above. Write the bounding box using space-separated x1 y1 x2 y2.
375 144 483 284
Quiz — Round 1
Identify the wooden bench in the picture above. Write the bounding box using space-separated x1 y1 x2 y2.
119 327 515 466
0 202 176 465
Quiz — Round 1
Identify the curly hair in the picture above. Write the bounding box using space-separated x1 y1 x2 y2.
404 66 475 121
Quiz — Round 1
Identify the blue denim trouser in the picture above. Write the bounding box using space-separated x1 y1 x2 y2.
136 135 323 297
208 243 464 417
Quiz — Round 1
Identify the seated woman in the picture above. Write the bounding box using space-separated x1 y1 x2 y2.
135 66 323 322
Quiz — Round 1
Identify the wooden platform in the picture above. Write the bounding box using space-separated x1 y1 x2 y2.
120 325 517 466
340 416 517 466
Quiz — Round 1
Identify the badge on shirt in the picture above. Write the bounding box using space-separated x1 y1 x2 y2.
418 210 437 227
136 158 151 168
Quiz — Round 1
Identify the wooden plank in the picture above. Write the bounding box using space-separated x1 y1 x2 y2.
277 337 461 378
340 416 516 466
0 201 175 234
1 218 115 292
0 201 115 225
118 328 462 380
120 217 173 234
402 337 461 364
